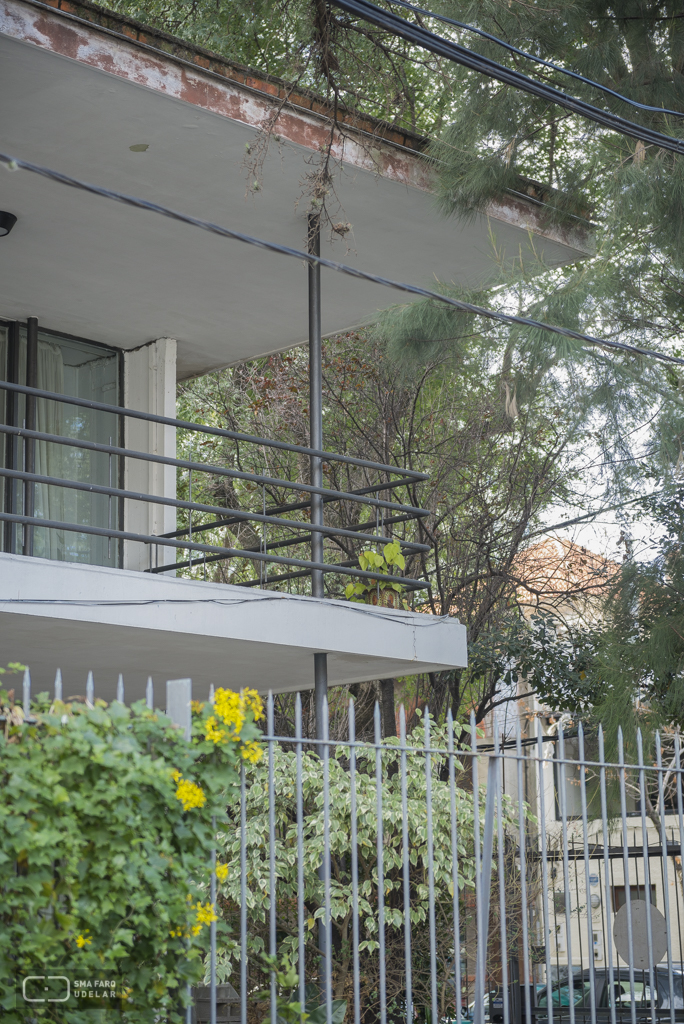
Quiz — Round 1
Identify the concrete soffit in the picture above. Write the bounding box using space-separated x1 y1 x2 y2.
1 0 593 256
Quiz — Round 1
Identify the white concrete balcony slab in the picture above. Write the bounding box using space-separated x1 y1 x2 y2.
0 553 467 702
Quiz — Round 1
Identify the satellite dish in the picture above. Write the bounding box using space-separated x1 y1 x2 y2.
614 900 668 969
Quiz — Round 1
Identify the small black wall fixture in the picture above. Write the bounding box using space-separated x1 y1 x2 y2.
0 212 17 237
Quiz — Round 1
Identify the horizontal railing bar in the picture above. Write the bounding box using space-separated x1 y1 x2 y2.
257 731 684 777
0 466 429 551
0 379 428 481
233 559 362 587
154 550 426 590
0 423 428 518
0 511 427 588
157 531 344 570
160 479 422 539
526 843 684 861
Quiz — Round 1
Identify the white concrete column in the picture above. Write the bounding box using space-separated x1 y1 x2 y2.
123 338 177 572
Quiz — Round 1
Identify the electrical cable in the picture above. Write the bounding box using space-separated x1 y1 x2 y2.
383 0 684 119
2 150 683 369
329 0 684 154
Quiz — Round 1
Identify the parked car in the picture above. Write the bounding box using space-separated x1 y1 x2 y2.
533 968 684 1022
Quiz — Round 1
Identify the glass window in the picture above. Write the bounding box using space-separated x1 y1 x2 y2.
611 884 656 912
538 981 593 1007
601 978 657 1008
1 321 120 567
660 976 684 1010
554 735 638 819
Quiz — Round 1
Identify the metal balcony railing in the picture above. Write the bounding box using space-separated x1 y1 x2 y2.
0 379 430 592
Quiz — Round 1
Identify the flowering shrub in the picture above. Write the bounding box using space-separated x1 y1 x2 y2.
0 679 262 1022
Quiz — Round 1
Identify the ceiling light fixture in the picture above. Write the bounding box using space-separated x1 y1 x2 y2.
0 211 17 237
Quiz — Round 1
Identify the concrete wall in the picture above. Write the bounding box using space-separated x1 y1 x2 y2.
123 338 177 571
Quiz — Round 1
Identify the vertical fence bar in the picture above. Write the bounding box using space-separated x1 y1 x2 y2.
268 693 277 1024
578 723 597 1024
515 718 531 1024
54 668 62 702
322 696 332 1024
676 736 684 973
22 667 30 718
295 694 306 1021
472 713 484 1024
447 710 460 1024
557 724 576 1024
146 676 154 710
424 708 438 1024
636 729 657 1024
618 727 637 1024
116 673 124 703
349 699 361 1024
240 761 248 1024
375 702 387 1024
598 727 616 1024
655 732 675 1024
494 726 510 1024
537 728 554 1024
210 812 217 1024
86 671 94 706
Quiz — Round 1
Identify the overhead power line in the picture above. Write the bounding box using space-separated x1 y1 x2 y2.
330 0 684 155
2 149 684 368
385 0 684 119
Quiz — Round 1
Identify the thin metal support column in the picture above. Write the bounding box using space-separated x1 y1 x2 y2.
308 213 324 598
309 213 329 776
23 317 37 556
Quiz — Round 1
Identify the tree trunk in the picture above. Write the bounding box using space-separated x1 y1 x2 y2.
380 678 397 738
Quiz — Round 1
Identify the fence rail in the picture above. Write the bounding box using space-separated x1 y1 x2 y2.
10 666 684 1024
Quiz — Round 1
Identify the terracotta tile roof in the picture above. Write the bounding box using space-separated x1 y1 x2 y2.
515 537 618 601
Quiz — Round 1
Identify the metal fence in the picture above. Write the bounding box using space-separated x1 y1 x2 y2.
12 667 684 1024
0 378 429 592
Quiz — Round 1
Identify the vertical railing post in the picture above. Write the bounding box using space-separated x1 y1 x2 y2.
23 316 37 557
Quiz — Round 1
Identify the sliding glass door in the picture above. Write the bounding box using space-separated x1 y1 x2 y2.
1 321 121 567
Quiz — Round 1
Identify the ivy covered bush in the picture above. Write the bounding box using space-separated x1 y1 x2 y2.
213 714 517 1023
0 677 263 1022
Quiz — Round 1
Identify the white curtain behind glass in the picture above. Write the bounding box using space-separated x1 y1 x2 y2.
33 341 65 560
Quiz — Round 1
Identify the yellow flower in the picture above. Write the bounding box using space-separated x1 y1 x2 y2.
191 700 205 713
172 769 182 783
194 901 218 929
241 740 263 763
75 932 92 948
175 776 206 811
204 715 226 745
213 689 244 734
204 688 264 746
216 862 229 883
